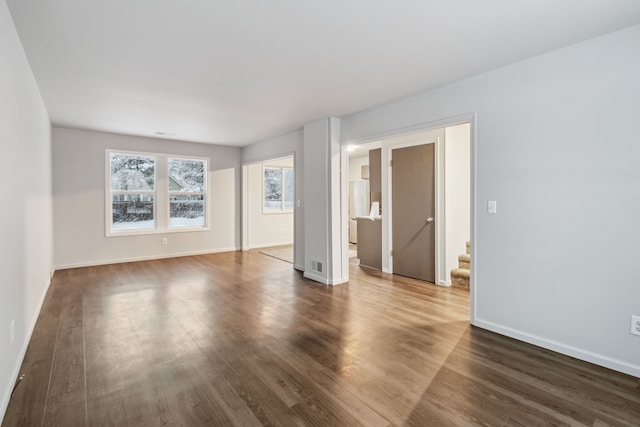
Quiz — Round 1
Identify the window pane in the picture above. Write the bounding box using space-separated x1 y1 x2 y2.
168 158 205 192
110 154 155 191
112 194 155 230
284 168 294 209
264 168 282 208
170 194 205 227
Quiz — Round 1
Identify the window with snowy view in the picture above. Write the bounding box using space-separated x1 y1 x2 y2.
263 166 294 212
107 150 209 236
168 158 207 228
109 153 156 231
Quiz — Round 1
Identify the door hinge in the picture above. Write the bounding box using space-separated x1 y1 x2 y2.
390 249 394 256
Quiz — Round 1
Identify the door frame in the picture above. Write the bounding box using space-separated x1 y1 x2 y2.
340 113 477 324
241 152 297 265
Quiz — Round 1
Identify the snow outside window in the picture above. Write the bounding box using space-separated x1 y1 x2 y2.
109 153 156 232
107 150 209 236
263 166 294 213
168 158 207 228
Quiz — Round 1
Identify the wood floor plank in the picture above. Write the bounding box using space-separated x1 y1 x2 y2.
220 362 308 426
48 326 85 399
86 389 128 427
242 347 313 408
200 368 264 427
41 390 85 427
3 250 640 426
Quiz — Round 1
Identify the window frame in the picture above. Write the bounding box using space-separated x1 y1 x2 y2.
262 165 294 214
106 151 157 236
105 149 210 237
167 155 209 230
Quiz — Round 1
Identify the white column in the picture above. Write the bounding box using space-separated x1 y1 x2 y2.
303 117 346 285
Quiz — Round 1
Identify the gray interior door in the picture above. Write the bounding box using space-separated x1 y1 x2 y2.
392 143 435 282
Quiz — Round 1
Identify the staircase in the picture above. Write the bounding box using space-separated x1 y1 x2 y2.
451 241 470 289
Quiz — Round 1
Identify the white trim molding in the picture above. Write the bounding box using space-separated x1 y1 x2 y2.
55 247 239 270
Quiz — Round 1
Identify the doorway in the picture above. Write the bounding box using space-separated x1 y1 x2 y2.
342 121 471 288
345 141 382 268
242 155 295 264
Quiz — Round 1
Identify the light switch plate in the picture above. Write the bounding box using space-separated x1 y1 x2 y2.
631 315 640 336
488 200 497 214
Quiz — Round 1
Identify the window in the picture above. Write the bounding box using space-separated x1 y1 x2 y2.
109 153 156 231
168 158 206 228
263 166 294 212
107 150 208 235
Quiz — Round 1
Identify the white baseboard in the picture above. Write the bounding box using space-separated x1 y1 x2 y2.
303 271 348 286
473 318 640 379
303 271 327 284
437 279 452 287
55 247 239 270
294 264 305 272
1 275 51 421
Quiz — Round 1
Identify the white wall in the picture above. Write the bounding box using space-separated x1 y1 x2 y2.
341 25 640 376
242 130 304 269
0 1 53 419
246 158 294 248
348 155 369 181
52 127 241 268
445 123 471 283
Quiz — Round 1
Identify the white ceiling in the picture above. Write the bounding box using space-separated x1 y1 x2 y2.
7 0 640 147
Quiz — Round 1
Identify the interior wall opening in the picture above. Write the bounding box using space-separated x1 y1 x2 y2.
343 121 472 291
346 141 382 268
242 155 296 265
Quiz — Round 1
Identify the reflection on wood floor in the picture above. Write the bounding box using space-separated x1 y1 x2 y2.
3 250 639 426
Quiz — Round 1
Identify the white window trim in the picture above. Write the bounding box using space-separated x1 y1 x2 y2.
106 149 210 236
167 155 209 231
262 165 294 214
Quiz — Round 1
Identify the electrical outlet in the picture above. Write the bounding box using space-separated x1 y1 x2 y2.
631 315 640 337
161 237 168 245
10 320 15 344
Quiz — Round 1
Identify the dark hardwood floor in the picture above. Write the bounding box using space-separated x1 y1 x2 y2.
3 250 639 426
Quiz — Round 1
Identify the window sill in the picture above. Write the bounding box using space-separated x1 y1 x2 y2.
261 210 294 215
106 226 211 237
